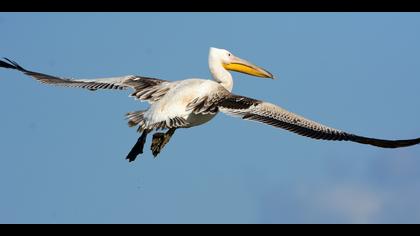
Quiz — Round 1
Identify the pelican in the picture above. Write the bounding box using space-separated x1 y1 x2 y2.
1 47 419 162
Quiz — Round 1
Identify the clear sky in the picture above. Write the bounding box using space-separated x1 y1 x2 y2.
0 13 419 224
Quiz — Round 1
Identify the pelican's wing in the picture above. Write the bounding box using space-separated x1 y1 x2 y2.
215 94 420 148
0 58 170 103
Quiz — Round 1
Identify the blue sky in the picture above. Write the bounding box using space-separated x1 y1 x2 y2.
0 13 419 224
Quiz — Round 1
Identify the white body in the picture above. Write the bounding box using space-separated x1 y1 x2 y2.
143 79 222 128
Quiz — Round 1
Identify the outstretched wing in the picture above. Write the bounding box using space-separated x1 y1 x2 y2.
0 58 171 103
215 94 420 148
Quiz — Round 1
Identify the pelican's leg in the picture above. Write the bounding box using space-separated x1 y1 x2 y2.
126 129 150 162
151 128 177 157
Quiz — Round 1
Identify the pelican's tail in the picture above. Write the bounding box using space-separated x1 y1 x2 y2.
126 110 146 130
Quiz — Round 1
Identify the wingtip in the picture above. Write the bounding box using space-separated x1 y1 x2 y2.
0 57 15 69
0 57 26 71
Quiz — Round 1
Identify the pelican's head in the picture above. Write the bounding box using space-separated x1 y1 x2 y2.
209 47 274 79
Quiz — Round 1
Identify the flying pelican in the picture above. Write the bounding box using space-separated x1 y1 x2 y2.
1 47 419 162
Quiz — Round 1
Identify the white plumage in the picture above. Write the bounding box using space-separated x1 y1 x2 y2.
143 79 221 129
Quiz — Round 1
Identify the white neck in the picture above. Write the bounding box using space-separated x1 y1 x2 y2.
209 58 233 92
